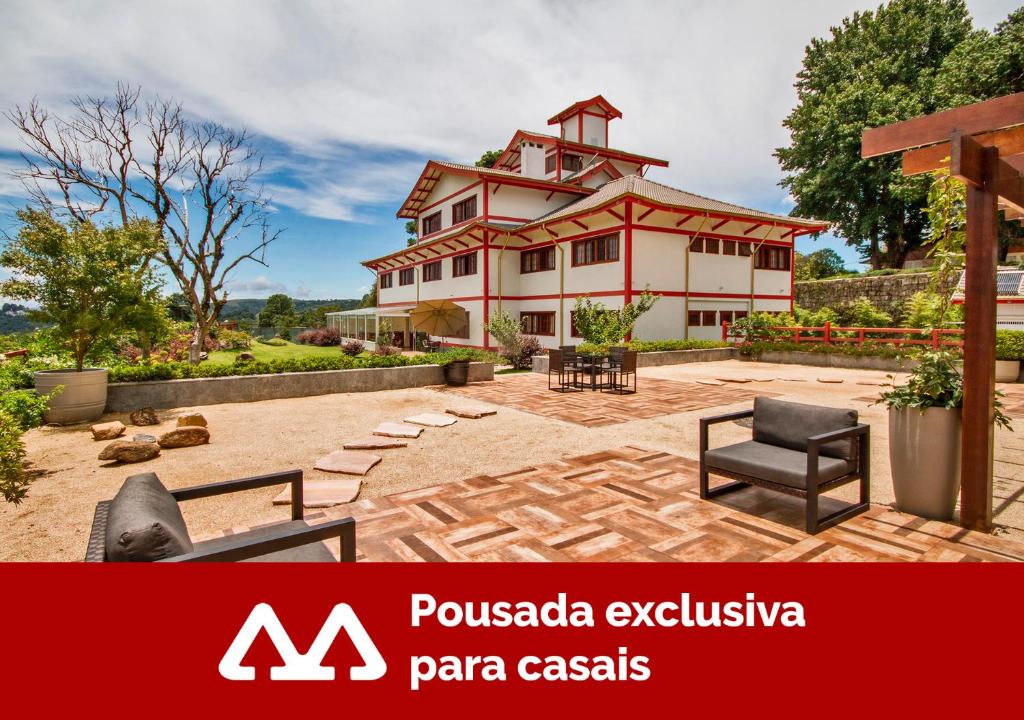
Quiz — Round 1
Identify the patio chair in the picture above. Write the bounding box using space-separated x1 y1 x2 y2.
547 349 582 392
602 350 637 394
699 397 870 534
421 337 441 352
86 470 356 562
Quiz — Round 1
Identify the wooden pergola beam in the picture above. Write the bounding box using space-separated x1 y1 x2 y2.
862 92 1024 158
902 125 1024 176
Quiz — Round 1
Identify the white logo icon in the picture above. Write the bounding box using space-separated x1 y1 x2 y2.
219 602 387 681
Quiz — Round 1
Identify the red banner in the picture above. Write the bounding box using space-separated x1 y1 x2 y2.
1 563 1020 716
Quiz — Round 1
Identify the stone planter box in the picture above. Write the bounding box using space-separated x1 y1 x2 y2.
531 347 736 373
745 350 918 373
105 362 494 411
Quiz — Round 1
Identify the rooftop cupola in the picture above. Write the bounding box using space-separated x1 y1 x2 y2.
547 95 622 148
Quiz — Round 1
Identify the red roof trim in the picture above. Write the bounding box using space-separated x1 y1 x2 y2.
547 95 623 125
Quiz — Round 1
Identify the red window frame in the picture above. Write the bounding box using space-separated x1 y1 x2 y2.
452 252 477 277
545 153 556 174
756 246 792 271
520 311 556 336
690 238 704 253
422 211 442 236
399 267 415 286
572 233 619 267
738 243 752 257
452 196 477 225
723 240 736 256
379 272 393 289
705 238 719 254
422 261 442 282
563 154 583 173
521 247 556 274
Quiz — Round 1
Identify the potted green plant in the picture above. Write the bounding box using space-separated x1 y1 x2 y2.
0 210 162 424
995 330 1024 383
877 351 1011 519
434 349 476 386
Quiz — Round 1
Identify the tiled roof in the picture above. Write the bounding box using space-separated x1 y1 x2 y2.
522 175 827 229
547 95 623 125
955 268 1024 298
495 130 670 169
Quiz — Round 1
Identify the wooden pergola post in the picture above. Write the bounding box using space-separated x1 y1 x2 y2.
862 93 1024 532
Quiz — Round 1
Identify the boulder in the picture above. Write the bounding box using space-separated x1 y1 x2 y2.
129 407 159 426
158 426 210 448
91 421 126 441
176 412 208 428
98 440 160 463
237 352 256 362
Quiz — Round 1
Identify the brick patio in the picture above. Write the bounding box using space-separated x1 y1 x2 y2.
438 372 777 427
288 446 1024 562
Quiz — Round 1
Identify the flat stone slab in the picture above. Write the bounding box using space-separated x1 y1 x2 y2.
817 377 845 384
313 450 382 475
273 478 361 508
716 377 752 384
696 379 726 386
405 413 458 427
446 407 497 419
343 437 408 450
373 422 423 438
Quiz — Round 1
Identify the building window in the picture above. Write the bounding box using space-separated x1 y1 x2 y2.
688 310 726 327
705 238 719 254
452 196 477 224
690 238 703 253
422 211 441 236
545 154 556 174
423 261 442 282
521 311 556 336
572 233 619 266
738 243 751 257
718 310 748 325
399 267 415 286
563 154 583 173
756 246 792 271
521 246 556 273
380 272 393 289
452 252 477 277
723 240 736 256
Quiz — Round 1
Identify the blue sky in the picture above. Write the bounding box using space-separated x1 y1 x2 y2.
1 0 1019 300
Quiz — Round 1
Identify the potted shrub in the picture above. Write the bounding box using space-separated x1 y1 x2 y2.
0 210 162 424
995 330 1024 382
878 351 1011 519
434 349 476 386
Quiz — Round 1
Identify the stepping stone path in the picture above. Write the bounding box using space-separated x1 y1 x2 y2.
273 477 362 508
343 437 408 450
696 379 726 386
99 440 160 463
716 377 752 384
314 450 382 475
405 413 458 427
817 377 845 384
91 421 125 441
446 407 497 419
158 426 210 448
373 422 423 438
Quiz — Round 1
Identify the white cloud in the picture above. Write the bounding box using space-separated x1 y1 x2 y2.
0 0 1017 217
225 275 288 297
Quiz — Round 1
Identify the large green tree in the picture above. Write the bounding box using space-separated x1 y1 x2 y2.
795 247 850 280
776 0 973 269
475 149 502 168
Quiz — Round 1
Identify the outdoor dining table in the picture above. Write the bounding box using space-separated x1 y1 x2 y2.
574 352 611 391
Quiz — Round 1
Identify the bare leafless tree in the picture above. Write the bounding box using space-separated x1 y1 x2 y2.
6 83 281 362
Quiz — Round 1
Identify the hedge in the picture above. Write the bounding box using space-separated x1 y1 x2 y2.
576 339 729 354
737 340 954 360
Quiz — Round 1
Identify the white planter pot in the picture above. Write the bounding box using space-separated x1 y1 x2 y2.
995 360 1020 383
35 368 108 424
888 406 961 520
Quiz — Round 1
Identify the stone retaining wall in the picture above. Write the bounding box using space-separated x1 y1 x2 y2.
744 351 917 372
105 362 494 411
795 273 956 319
531 347 736 373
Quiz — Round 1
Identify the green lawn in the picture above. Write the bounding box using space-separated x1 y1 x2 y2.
207 340 343 364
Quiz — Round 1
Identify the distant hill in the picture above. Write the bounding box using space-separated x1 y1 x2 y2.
0 303 44 334
219 298 362 320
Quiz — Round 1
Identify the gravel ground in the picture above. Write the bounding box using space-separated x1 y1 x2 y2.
4 359 1021 561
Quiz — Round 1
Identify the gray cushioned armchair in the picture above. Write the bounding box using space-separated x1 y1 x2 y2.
86 470 355 562
700 397 870 534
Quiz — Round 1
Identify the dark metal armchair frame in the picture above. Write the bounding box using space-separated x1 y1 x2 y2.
547 349 583 392
699 409 870 534
601 349 637 395
86 469 356 562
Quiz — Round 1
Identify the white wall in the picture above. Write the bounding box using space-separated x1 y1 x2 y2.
582 113 607 147
377 266 418 307
417 176 479 236
418 250 484 302
520 141 548 179
631 229 686 292
489 184 572 221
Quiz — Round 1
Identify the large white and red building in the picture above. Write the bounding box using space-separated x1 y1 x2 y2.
332 96 827 349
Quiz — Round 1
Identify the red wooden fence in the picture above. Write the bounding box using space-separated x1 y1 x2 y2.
721 321 964 349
